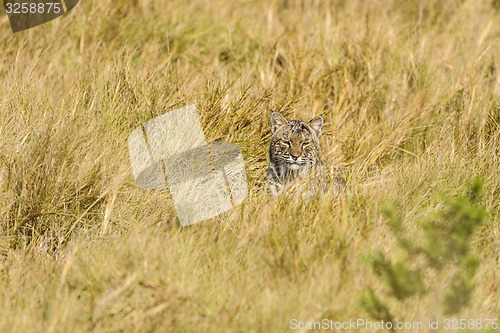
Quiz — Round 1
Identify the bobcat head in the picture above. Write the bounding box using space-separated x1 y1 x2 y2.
267 111 324 195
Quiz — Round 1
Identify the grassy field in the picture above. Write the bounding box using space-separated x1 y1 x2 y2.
0 0 499 331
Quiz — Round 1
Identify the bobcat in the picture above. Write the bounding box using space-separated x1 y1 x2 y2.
267 111 329 196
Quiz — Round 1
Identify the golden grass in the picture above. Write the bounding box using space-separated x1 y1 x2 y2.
0 0 499 331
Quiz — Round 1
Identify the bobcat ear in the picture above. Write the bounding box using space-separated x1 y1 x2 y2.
309 116 324 137
270 111 288 134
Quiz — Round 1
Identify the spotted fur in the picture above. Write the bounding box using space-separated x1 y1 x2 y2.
267 111 325 195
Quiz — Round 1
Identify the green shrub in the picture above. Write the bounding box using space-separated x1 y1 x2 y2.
362 177 487 320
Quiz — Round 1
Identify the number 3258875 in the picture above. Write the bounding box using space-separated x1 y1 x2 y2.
5 2 62 14
443 319 498 330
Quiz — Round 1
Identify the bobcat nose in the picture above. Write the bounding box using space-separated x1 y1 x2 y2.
291 153 300 160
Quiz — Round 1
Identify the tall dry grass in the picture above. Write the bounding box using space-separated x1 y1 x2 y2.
0 0 498 331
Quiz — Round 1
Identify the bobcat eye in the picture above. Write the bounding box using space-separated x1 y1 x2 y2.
282 140 291 147
301 141 311 148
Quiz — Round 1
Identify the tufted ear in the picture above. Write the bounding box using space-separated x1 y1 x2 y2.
270 111 288 134
309 116 324 137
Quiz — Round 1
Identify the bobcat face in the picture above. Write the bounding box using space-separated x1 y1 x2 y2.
268 111 324 195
